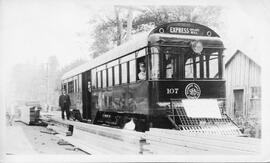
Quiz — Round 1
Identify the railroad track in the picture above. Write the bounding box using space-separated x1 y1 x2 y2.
46 117 260 155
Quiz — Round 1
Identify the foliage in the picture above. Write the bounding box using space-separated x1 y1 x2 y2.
235 116 261 138
133 6 223 31
90 5 224 58
9 62 47 103
8 56 87 107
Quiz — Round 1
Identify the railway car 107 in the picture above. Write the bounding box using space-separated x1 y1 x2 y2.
61 22 242 135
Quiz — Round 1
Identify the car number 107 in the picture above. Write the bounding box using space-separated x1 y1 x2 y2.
166 88 179 94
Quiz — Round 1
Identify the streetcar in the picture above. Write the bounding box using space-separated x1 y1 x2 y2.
61 22 241 135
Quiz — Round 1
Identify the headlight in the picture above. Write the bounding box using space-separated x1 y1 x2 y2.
191 40 203 54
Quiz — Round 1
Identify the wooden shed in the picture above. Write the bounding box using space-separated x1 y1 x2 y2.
225 50 261 121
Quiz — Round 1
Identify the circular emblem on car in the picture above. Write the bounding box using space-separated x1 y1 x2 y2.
159 28 165 33
207 31 212 36
185 83 201 99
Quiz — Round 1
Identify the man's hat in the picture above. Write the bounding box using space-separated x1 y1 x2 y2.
139 62 145 66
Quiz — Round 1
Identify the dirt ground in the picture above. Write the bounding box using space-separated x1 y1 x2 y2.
5 120 88 155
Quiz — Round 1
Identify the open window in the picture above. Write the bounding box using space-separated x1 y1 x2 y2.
91 69 97 89
184 49 221 79
97 71 102 88
162 47 178 79
114 65 120 85
108 67 113 86
136 56 146 80
102 69 107 88
121 63 127 84
68 81 74 93
129 60 136 82
149 47 159 79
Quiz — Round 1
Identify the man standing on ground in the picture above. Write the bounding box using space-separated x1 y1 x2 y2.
59 89 71 120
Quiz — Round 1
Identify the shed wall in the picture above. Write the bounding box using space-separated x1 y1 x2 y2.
225 52 261 119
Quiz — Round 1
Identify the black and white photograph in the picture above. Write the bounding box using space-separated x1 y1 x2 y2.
0 0 269 162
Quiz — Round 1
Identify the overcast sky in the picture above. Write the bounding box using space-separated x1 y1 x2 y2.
1 0 270 72
1 0 95 68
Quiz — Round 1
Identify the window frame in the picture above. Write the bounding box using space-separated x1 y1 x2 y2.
114 65 120 85
121 62 128 84
102 69 107 88
67 80 74 93
149 46 160 80
151 45 223 80
97 71 102 88
184 52 221 80
108 67 113 87
129 59 136 83
91 68 97 89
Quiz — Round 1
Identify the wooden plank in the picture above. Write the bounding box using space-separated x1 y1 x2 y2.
147 128 260 154
48 117 260 155
149 128 260 145
149 128 257 145
74 128 145 154
145 140 219 154
50 118 144 144
146 132 253 154
48 120 148 154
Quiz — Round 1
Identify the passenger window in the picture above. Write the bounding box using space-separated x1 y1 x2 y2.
185 58 194 78
78 74 82 91
74 79 78 92
196 56 200 78
68 81 74 93
121 63 127 84
102 69 107 88
165 54 176 78
138 62 146 80
129 60 136 82
114 65 120 85
209 55 219 78
91 69 96 89
108 67 113 86
137 56 146 80
97 71 102 88
150 54 159 79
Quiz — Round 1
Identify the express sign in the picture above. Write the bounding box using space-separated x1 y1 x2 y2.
150 22 219 37
169 27 200 35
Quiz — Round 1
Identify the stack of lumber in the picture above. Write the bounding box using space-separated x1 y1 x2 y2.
48 118 151 154
47 117 260 155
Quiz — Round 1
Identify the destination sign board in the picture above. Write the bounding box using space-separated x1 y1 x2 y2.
150 22 219 37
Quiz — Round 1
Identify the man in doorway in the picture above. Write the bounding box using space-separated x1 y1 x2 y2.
59 89 71 120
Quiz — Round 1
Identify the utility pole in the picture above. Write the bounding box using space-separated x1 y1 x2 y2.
114 6 123 46
114 6 146 43
126 7 133 41
46 62 49 111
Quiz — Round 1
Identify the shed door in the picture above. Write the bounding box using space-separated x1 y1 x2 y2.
233 89 244 118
